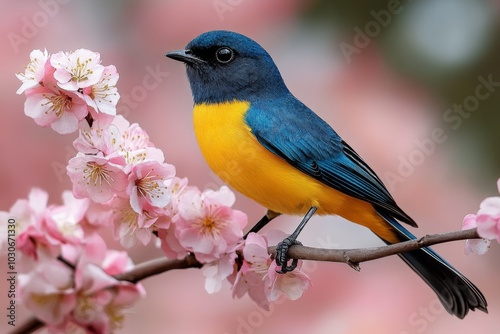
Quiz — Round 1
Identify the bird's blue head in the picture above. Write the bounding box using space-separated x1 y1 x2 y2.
166 30 288 104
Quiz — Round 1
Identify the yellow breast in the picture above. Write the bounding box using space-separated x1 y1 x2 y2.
193 100 397 242
193 100 312 213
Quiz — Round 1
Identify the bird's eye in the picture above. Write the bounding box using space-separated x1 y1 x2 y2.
215 47 234 63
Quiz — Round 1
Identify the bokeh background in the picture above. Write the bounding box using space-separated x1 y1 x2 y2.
1 0 500 333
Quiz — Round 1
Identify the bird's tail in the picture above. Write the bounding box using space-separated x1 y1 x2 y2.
376 210 488 319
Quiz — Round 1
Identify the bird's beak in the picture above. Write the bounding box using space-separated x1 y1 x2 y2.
165 50 205 65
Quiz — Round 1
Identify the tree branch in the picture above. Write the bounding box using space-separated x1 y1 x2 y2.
11 228 481 334
268 228 481 271
115 253 202 283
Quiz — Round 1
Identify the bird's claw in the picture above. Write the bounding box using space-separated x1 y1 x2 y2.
275 237 302 274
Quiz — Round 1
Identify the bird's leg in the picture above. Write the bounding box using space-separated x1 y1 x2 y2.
244 209 281 238
276 206 317 274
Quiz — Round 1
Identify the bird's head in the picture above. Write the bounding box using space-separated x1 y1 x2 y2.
166 30 288 104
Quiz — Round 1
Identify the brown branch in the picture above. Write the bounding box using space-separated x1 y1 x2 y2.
115 253 202 283
11 228 481 334
268 228 481 271
9 317 44 334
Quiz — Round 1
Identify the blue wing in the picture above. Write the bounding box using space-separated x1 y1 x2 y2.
245 95 417 227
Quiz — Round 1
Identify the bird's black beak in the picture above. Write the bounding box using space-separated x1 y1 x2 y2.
165 50 205 66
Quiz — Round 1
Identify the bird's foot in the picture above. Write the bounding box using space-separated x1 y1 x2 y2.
275 237 302 274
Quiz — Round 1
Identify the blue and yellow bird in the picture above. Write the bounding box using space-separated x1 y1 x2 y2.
166 30 487 318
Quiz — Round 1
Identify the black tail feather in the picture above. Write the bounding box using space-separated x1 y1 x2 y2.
397 244 487 318
377 211 488 319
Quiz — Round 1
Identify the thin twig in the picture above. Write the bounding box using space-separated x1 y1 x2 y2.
115 253 202 283
268 228 481 271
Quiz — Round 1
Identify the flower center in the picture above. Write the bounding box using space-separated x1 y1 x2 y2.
83 162 114 186
42 92 72 117
135 171 163 199
71 57 94 83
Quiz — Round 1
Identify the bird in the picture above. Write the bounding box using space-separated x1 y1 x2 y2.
165 30 488 319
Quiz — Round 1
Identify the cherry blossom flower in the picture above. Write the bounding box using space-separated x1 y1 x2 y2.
266 261 311 302
80 65 120 116
118 121 151 152
24 86 89 134
50 49 104 91
474 180 500 242
71 259 145 333
175 186 247 263
67 152 128 203
462 214 491 255
1 188 60 261
463 178 500 254
163 177 191 221
157 225 188 259
71 236 144 332
0 188 48 233
203 246 240 294
16 49 50 94
126 160 176 214
43 191 90 244
110 198 158 248
18 257 77 325
73 117 121 155
118 122 165 168
18 231 144 332
233 231 311 309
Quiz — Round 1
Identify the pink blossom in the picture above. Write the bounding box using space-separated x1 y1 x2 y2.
0 188 48 233
16 49 50 94
67 152 128 203
81 65 120 116
85 202 114 228
18 257 76 325
119 121 151 151
98 116 164 167
233 231 311 309
2 188 60 260
19 233 144 331
110 198 157 248
73 117 121 155
203 247 240 294
463 179 500 254
164 177 191 221
266 261 311 302
17 224 61 263
71 257 145 333
119 125 165 167
24 85 89 134
127 160 176 214
50 49 104 91
462 214 491 255
175 186 247 262
475 181 500 242
74 241 145 324
101 250 134 276
43 191 90 244
232 232 273 309
157 225 189 259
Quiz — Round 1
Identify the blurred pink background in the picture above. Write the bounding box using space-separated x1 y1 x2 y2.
1 0 499 333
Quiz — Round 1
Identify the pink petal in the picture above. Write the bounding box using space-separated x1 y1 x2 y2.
465 238 491 255
462 214 478 230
